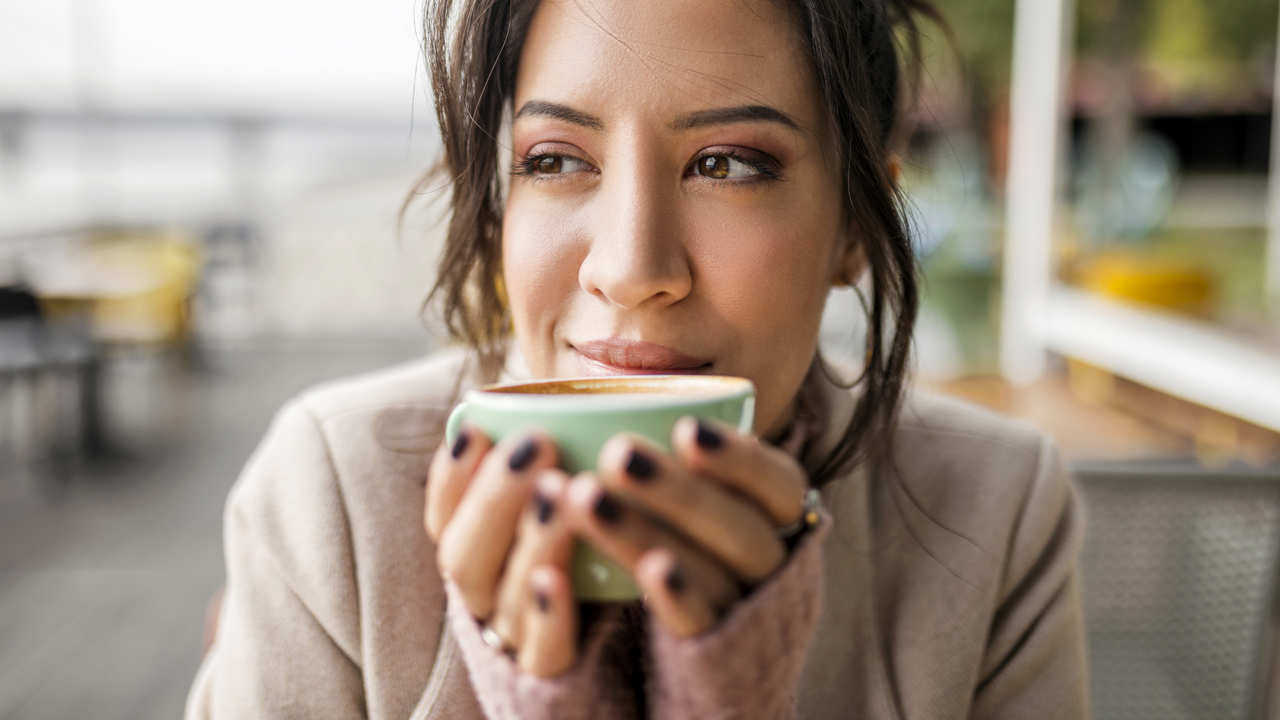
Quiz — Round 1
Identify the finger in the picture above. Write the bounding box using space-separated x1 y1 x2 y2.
595 434 784 583
563 474 739 610
672 416 808 526
517 565 578 677
425 424 493 542
488 470 574 651
437 431 558 619
635 548 718 637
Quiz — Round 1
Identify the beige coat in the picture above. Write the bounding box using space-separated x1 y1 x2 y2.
185 349 1088 718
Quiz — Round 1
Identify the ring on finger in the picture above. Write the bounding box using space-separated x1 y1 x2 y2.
480 623 516 658
776 488 823 550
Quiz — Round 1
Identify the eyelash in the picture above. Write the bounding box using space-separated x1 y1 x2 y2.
510 148 783 185
510 154 593 181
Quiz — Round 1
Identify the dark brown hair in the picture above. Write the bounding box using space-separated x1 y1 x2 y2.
409 0 942 485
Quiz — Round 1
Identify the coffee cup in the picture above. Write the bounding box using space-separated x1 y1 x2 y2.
445 374 755 601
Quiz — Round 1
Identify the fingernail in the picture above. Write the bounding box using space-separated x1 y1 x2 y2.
624 449 655 482
508 437 539 472
695 420 723 451
665 566 686 594
592 493 623 525
534 589 550 613
450 431 470 460
533 492 554 524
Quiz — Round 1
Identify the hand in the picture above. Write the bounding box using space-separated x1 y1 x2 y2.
561 416 808 637
425 427 580 677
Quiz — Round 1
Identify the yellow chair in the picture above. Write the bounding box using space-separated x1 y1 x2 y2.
83 232 202 347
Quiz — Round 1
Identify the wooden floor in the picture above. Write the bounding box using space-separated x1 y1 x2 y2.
1 342 1273 719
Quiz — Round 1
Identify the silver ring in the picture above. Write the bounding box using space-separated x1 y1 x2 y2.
777 488 823 541
480 624 514 657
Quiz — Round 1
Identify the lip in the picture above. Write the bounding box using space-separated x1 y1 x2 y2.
571 338 712 375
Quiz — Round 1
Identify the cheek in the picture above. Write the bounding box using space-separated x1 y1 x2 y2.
502 195 584 349
691 207 833 435
693 201 836 341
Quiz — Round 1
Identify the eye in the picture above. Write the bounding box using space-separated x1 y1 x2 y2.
696 154 760 180
687 148 782 183
517 153 591 176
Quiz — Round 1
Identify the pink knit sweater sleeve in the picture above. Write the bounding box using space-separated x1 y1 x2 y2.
645 513 831 720
444 580 640 720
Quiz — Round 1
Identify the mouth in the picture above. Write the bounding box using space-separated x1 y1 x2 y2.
570 338 713 376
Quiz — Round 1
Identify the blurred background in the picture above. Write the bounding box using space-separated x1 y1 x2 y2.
1 0 1278 718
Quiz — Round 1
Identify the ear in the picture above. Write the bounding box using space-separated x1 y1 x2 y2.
829 237 868 287
829 155 897 286
887 153 902 186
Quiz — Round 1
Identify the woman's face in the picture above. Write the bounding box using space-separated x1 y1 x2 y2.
503 0 853 437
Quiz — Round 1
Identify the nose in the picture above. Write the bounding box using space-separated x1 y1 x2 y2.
577 166 692 310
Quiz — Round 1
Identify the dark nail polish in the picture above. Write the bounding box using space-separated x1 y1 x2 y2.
592 493 623 525
695 420 723 451
534 589 550 613
508 437 539 472
450 431 470 460
624 449 655 481
665 566 686 594
533 492 554 524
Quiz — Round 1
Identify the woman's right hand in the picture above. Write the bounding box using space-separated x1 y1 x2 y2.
425 426 581 677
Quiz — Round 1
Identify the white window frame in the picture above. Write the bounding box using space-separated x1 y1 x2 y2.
1000 0 1280 434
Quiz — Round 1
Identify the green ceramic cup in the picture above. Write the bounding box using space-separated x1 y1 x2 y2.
444 374 755 602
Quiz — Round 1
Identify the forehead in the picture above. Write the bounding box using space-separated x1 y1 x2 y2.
513 0 819 131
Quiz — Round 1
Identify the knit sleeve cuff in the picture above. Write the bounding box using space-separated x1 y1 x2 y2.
444 580 637 720
646 512 831 720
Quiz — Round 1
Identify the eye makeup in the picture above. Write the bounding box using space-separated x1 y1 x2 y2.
686 146 783 183
510 145 784 187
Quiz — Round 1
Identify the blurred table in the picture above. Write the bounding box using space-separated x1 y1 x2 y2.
0 317 103 457
21 232 200 346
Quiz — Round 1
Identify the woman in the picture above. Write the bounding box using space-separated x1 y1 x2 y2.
186 0 1088 717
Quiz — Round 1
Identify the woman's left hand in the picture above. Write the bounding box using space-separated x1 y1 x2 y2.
562 416 809 637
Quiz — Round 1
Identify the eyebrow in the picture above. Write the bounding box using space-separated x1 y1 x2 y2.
671 105 801 132
513 100 801 133
513 101 604 130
